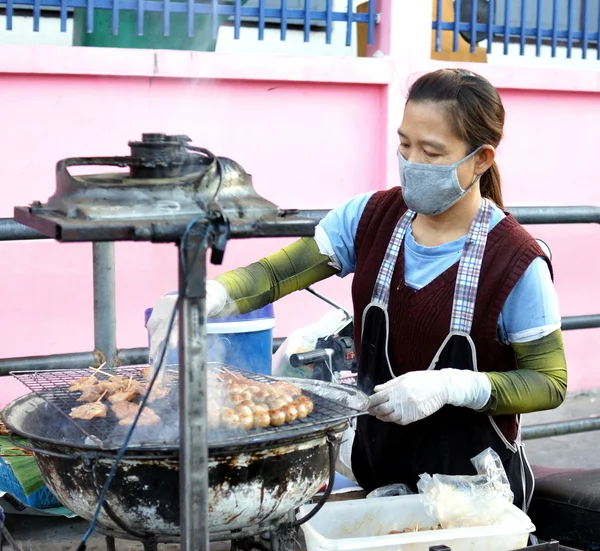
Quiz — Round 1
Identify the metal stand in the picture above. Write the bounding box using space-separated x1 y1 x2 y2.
92 242 117 368
178 235 209 551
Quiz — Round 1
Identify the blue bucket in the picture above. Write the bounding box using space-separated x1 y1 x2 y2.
144 299 275 375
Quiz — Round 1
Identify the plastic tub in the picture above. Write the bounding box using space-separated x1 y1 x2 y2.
298 494 535 551
0 458 61 509
144 301 275 375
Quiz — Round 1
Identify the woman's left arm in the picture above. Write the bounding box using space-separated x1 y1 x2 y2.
481 257 567 416
483 329 567 415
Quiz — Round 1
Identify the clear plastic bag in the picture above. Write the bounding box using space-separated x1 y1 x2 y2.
416 447 514 529
367 483 414 499
272 309 348 379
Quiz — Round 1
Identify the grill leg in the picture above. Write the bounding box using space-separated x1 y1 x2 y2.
105 536 116 551
269 524 297 551
142 541 158 551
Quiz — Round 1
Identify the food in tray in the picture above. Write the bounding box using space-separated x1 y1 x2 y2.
69 401 108 420
388 523 442 534
0 420 9 436
207 368 314 431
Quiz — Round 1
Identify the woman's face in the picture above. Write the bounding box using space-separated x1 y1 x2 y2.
398 100 494 191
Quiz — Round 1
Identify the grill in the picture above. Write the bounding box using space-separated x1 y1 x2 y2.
11 365 366 451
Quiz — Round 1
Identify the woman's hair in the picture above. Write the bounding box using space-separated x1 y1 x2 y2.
406 68 505 209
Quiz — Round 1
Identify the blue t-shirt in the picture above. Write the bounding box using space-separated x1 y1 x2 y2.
315 192 561 344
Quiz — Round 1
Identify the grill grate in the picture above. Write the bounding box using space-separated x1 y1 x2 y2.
10 365 364 449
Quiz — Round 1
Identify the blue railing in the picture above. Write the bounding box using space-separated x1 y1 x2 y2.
0 0 376 47
433 0 600 59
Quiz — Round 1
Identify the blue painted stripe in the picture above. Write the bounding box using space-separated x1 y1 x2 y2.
453 0 461 52
487 0 494 54
470 0 478 53
582 0 589 59
503 0 510 55
519 0 527 55
535 0 542 56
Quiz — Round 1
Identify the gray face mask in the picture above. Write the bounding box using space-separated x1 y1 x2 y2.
398 146 483 216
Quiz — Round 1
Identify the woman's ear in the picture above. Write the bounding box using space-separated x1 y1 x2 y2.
475 145 496 176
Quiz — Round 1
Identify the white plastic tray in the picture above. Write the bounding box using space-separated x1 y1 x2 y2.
298 494 535 551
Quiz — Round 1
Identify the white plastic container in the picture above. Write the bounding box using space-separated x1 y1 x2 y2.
298 494 535 551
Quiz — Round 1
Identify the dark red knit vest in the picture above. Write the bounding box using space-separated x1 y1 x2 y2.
352 188 552 442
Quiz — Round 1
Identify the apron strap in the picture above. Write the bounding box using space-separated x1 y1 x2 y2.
371 208 416 307
450 198 493 334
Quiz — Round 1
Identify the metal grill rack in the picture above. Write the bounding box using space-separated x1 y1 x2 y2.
11 365 365 450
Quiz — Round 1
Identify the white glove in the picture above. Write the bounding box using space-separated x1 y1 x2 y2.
368 369 492 425
147 281 229 364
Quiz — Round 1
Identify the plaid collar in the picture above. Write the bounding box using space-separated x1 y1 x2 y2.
371 198 492 335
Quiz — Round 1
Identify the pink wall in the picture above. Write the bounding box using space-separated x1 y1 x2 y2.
2 0 600 406
0 60 387 406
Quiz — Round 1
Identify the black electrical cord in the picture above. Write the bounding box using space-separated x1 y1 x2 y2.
76 148 224 550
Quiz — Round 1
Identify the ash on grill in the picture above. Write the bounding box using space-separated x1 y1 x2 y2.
11 365 363 450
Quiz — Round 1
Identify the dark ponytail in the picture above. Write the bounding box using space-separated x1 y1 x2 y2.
407 69 505 209
480 161 503 209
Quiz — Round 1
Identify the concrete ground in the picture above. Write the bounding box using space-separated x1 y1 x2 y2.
2 392 598 551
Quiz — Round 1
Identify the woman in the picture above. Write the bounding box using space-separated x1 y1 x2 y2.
148 68 567 511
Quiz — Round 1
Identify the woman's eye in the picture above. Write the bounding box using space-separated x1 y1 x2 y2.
424 150 441 158
399 142 410 149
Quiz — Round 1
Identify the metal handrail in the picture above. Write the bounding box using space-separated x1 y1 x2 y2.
0 205 599 441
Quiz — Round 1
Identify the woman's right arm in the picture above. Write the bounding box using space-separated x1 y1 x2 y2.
211 191 376 317
213 236 339 316
148 191 374 360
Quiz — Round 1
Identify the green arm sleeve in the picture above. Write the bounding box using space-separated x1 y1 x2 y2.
483 329 567 416
214 237 339 315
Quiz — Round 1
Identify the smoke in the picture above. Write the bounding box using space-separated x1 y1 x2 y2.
110 332 266 448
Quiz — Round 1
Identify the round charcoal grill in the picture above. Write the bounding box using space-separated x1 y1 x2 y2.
3 365 367 546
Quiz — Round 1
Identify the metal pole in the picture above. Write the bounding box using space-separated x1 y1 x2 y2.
561 315 600 331
178 238 209 551
0 219 48 241
508 206 600 225
523 416 600 440
0 347 149 376
93 242 117 368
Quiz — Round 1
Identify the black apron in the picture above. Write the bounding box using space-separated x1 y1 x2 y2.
350 199 535 511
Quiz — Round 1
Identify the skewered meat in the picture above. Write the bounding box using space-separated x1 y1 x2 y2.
69 376 98 393
117 405 161 426
141 366 153 379
295 401 309 419
141 384 170 403
111 401 139 420
221 408 240 430
207 368 315 431
108 388 139 405
77 385 104 403
252 411 271 429
69 402 108 420
283 404 298 423
98 376 131 395
268 408 286 427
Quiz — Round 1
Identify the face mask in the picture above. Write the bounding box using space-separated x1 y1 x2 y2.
398 147 483 216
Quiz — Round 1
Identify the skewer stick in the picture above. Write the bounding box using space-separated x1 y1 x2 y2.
126 376 133 390
95 390 108 403
88 367 114 378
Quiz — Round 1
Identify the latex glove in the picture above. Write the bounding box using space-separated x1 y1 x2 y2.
368 368 492 425
147 280 229 364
